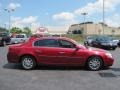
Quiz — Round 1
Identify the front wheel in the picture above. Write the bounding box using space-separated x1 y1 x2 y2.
21 56 37 70
86 56 103 71
112 47 116 50
84 42 88 46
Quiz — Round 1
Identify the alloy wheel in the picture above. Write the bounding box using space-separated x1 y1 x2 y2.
87 56 103 71
21 56 36 70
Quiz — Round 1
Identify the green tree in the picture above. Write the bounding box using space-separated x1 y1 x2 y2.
0 27 8 33
23 27 32 36
10 27 22 34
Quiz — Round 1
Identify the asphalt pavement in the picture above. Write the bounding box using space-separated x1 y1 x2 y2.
0 46 120 90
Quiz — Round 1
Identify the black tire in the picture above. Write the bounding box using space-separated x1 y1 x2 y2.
3 41 6 46
84 42 88 46
86 56 103 71
2 41 6 46
112 47 116 50
118 43 120 47
21 56 37 70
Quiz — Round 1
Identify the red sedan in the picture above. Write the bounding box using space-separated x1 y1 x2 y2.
7 37 114 70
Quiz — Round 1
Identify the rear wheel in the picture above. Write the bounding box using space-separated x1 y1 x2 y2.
21 56 37 70
2 41 6 46
87 56 103 71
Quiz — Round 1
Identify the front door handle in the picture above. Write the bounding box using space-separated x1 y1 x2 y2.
35 50 42 53
59 51 66 54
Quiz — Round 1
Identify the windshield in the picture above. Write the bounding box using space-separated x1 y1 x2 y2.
97 36 111 42
109 37 118 40
87 37 92 39
69 39 79 45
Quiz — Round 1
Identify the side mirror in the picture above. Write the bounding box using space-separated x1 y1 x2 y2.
75 46 80 51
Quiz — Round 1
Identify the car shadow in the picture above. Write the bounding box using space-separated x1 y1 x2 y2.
3 63 87 71
4 63 118 71
3 63 23 70
36 65 86 71
110 67 120 72
98 67 120 78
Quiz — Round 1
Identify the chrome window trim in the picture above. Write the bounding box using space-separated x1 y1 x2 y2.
32 38 77 49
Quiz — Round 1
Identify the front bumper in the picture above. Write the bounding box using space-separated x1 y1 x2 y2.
100 45 117 49
103 55 114 66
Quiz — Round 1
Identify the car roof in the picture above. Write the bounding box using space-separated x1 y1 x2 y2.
34 37 71 41
30 37 77 45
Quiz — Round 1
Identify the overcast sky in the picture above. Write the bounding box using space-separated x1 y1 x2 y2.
0 0 120 31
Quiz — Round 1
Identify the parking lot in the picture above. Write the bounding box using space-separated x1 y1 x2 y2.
0 46 120 90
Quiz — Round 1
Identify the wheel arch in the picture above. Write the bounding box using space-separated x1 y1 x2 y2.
85 55 104 66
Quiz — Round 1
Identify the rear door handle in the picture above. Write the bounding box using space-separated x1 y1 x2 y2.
59 51 66 54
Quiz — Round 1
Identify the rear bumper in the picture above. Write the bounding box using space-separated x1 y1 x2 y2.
7 53 19 63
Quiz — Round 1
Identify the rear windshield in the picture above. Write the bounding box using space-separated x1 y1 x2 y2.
0 33 7 37
16 35 25 38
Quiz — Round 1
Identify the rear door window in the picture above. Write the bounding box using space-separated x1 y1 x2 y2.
34 39 59 47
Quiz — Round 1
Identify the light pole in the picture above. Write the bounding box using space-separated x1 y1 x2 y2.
4 23 7 30
4 8 14 33
103 0 105 34
81 12 88 35
0 12 1 27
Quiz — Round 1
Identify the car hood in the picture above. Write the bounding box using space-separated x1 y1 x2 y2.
78 44 87 49
78 44 106 53
88 47 106 53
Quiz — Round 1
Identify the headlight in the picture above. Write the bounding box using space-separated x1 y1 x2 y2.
105 52 113 58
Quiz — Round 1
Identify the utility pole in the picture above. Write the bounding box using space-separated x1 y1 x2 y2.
4 23 7 29
81 12 88 35
0 11 1 28
103 0 105 34
4 8 15 34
